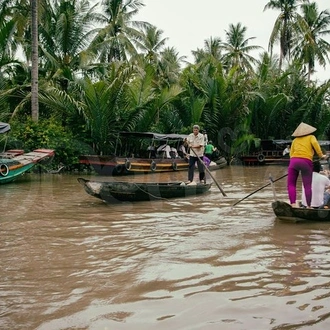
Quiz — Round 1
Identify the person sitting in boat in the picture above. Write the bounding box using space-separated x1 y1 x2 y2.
170 147 179 159
204 140 217 161
178 139 189 159
147 144 157 158
301 161 330 208
157 144 171 158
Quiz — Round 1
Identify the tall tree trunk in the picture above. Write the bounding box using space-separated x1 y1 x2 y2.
31 0 39 121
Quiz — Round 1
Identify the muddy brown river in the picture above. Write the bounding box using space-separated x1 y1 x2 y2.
1 165 330 329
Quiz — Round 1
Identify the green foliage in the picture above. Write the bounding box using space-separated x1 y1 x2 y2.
7 118 92 168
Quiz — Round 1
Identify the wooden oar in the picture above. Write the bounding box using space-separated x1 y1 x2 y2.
190 147 227 196
232 173 288 207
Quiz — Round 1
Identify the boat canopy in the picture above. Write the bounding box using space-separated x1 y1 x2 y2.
318 141 330 147
0 122 10 134
272 139 292 146
273 139 330 147
118 131 188 141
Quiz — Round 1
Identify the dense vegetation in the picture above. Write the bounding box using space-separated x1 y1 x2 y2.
1 0 330 167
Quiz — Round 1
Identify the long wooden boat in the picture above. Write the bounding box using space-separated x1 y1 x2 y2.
240 139 291 165
0 149 55 184
77 178 212 202
79 131 227 176
240 139 330 166
272 200 330 222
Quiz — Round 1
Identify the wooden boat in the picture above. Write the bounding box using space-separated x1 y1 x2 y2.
240 139 291 165
0 121 55 183
240 139 330 166
0 149 55 184
77 178 212 202
272 200 330 222
79 131 227 176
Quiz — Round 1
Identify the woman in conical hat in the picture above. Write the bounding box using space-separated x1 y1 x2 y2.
288 122 327 208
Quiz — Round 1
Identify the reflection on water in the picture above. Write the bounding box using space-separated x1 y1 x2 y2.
1 166 330 329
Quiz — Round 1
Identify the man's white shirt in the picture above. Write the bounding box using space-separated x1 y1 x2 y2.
302 172 330 207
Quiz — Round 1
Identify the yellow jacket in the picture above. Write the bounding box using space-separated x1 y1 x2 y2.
290 135 323 161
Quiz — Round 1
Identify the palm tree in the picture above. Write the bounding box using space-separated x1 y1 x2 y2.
157 47 185 88
293 2 330 82
38 0 100 91
0 5 21 77
192 36 222 63
220 23 261 73
93 0 149 63
135 24 167 63
264 0 309 70
134 27 184 89
31 0 38 121
38 62 138 154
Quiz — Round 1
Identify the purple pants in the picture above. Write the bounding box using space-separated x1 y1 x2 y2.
287 157 313 206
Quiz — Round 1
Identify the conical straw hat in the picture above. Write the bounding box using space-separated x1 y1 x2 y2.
292 122 316 137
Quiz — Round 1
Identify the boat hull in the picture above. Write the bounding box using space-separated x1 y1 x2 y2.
79 155 189 175
272 201 330 222
79 155 226 176
78 178 212 202
240 155 290 166
0 149 55 184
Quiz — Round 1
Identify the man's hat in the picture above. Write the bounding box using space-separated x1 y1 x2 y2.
292 122 316 137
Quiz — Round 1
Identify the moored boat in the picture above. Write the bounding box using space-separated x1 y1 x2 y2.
240 139 330 166
79 131 227 175
240 139 291 165
0 149 55 184
77 178 212 202
0 122 55 183
272 200 330 222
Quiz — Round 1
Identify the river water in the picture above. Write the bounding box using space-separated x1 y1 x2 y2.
1 165 330 330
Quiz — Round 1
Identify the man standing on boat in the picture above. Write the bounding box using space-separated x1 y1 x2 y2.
186 125 205 184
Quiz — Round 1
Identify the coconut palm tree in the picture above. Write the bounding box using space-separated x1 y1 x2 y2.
38 0 100 91
293 1 330 82
157 47 185 88
134 26 184 89
0 10 22 78
0 0 41 120
220 23 261 73
31 0 38 121
264 0 309 70
192 36 222 63
135 24 168 63
93 0 149 63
